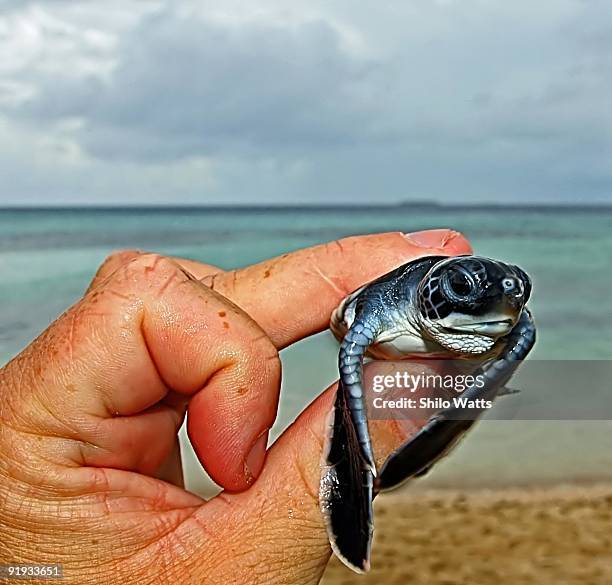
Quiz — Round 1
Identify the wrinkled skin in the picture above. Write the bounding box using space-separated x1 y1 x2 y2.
0 229 471 585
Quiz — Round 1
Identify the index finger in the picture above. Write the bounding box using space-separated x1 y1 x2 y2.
202 229 472 348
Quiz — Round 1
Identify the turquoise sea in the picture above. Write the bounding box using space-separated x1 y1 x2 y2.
1 206 612 493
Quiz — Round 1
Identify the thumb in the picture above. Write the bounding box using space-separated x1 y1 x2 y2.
182 381 416 585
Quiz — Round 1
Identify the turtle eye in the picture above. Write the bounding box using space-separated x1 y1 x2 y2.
446 268 473 298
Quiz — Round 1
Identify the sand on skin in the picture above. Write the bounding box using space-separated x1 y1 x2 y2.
321 483 612 585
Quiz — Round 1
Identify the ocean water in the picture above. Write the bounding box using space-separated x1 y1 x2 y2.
1 206 612 492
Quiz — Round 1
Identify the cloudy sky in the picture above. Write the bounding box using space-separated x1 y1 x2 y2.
0 0 611 206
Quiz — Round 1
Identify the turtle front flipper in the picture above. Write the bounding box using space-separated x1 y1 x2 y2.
377 309 536 492
320 319 378 573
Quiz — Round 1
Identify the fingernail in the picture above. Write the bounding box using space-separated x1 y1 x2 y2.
244 430 269 484
404 229 464 250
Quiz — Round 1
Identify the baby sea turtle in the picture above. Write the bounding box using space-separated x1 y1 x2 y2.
320 255 536 572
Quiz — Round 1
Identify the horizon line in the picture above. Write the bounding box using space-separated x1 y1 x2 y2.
1 201 612 212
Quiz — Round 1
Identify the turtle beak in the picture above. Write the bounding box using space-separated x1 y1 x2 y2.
449 318 515 337
444 303 520 337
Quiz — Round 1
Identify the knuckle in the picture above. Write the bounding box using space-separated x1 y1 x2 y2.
201 270 234 295
249 330 281 373
90 252 190 308
103 248 142 267
96 249 142 279
124 252 173 274
228 331 281 407
88 250 143 292
321 237 348 260
306 240 354 298
115 253 187 295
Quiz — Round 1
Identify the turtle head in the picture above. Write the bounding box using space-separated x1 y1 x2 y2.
416 256 531 354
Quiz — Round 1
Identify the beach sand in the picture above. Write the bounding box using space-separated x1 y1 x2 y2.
321 483 612 585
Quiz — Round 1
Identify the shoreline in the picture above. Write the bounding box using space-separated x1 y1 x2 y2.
408 473 612 493
380 480 612 507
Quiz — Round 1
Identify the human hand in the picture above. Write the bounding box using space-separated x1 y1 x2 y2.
0 229 471 584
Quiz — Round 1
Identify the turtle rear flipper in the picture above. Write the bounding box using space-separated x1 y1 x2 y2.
320 379 374 573
377 309 536 492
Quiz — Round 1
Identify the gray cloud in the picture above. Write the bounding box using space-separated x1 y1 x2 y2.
13 10 386 162
1 0 612 204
